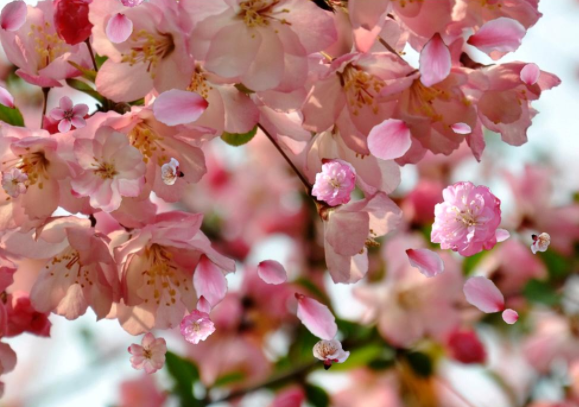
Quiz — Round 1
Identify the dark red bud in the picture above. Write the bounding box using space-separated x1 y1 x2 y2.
54 0 93 45
446 329 487 365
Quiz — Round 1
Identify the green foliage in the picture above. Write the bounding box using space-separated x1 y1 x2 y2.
305 384 330 407
221 125 258 147
213 371 246 387
538 249 570 281
463 250 486 276
164 351 202 407
95 54 108 69
67 61 97 82
66 78 106 105
330 344 389 372
287 326 320 366
404 351 433 378
0 104 24 126
523 279 561 306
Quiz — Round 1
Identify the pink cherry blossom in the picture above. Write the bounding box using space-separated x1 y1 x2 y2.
311 159 356 207
71 126 146 212
419 33 451 87
5 292 51 337
153 90 208 126
257 260 287 285
180 310 216 345
295 293 337 340
463 276 505 313
160 158 181 186
467 17 526 60
531 233 551 254
313 339 350 370
502 309 519 325
50 96 89 133
0 1 27 32
106 13 133 44
0 86 14 108
1 168 27 198
431 181 507 257
406 248 445 278
128 332 167 374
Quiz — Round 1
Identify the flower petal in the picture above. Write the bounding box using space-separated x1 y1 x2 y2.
257 260 288 285
153 90 209 126
463 276 505 313
0 86 14 108
467 17 526 60
367 119 412 160
72 103 89 117
451 122 472 135
59 96 73 111
295 293 337 340
520 63 540 86
495 228 510 242
419 33 451 87
106 13 133 44
0 1 26 32
197 296 212 313
406 248 445 278
193 255 227 307
58 119 72 133
502 308 518 324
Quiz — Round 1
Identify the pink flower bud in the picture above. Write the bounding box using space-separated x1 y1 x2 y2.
54 0 93 45
446 329 487 364
311 159 356 206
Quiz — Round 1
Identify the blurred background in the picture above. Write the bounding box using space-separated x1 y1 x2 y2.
1 0 579 406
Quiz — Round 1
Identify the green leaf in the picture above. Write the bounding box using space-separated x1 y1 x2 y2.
523 279 561 306
66 78 106 105
288 326 319 365
538 250 570 281
463 250 486 276
164 351 201 407
304 384 330 407
0 104 24 126
67 61 97 82
404 351 433 378
293 277 332 306
329 344 386 372
234 83 255 95
213 371 246 387
95 54 108 69
221 125 257 147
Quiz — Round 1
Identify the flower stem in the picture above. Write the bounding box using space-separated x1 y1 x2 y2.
40 87 50 129
85 39 98 72
258 124 313 193
378 38 406 63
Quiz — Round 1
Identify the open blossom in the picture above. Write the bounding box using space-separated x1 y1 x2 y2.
71 126 146 212
531 233 551 254
50 96 89 133
431 181 509 257
161 158 181 186
313 339 350 370
312 159 356 206
1 168 27 198
180 310 215 345
128 332 167 374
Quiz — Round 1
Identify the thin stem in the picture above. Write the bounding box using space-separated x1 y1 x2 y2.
40 87 50 129
258 124 312 193
436 378 480 407
378 38 406 63
85 38 98 72
209 361 317 405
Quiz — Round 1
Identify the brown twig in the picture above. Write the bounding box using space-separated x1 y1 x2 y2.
40 87 50 129
85 38 99 72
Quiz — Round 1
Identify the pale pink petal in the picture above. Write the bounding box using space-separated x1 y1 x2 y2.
141 332 156 348
0 1 26 32
106 13 133 44
193 255 227 307
72 103 89 117
367 119 412 160
467 17 526 60
50 108 65 121
58 119 72 133
520 63 540 85
59 96 73 111
121 0 145 6
295 293 337 340
0 86 14 108
197 296 211 313
406 248 445 278
419 33 451 87
71 116 86 129
502 309 518 324
257 260 288 285
463 276 505 313
451 122 472 134
495 229 510 242
153 90 209 126
326 210 369 257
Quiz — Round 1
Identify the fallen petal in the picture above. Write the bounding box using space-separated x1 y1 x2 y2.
520 63 540 85
153 90 208 126
419 33 451 87
0 1 26 32
406 248 445 278
106 13 133 44
467 17 526 60
463 276 505 313
0 86 14 108
495 229 510 242
193 255 227 307
451 122 471 135
257 260 288 285
295 293 337 340
502 308 518 324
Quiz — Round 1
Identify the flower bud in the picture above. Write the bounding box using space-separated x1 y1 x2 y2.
54 0 93 45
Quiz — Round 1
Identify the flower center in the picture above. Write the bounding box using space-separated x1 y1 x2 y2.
404 79 450 121
315 341 338 358
238 0 290 28
92 161 118 179
29 22 68 70
2 151 50 188
340 64 385 116
128 123 167 165
140 244 192 307
456 208 478 226
63 109 75 121
187 67 212 99
46 248 96 288
121 30 175 78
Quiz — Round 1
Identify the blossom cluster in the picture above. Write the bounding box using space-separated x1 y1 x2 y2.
0 0 574 406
